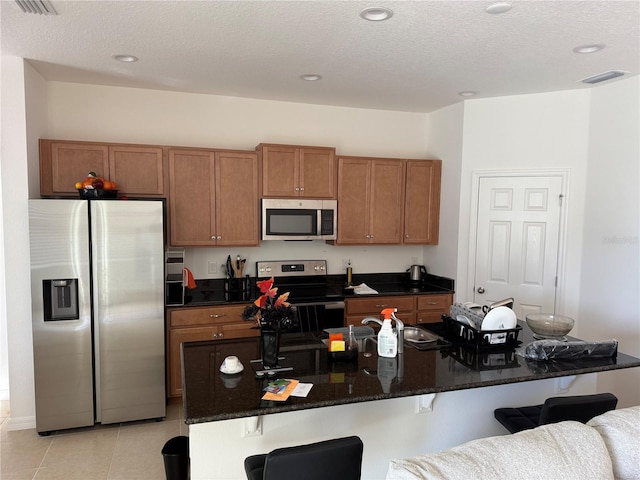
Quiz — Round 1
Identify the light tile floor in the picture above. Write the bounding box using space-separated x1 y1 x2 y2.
0 399 188 480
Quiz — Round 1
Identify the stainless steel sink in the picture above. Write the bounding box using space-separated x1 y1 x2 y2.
403 326 439 345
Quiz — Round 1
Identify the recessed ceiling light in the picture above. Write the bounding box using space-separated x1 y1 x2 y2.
485 2 512 14
580 70 625 84
112 54 138 63
573 44 606 54
360 7 393 21
458 91 477 97
300 74 322 81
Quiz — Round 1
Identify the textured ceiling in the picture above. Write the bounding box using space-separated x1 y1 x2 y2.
1 0 638 113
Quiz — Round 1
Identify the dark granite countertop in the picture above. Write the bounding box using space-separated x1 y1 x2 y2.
181 321 640 425
176 272 455 307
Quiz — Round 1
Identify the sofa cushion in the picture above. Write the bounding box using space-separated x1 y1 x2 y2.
587 406 640 480
386 421 613 480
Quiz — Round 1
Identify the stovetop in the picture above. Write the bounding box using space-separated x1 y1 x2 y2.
256 260 334 304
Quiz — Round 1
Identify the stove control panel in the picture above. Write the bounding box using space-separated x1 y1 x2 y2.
256 260 327 278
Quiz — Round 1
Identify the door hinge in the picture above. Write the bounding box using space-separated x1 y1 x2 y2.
559 194 565 207
555 276 558 287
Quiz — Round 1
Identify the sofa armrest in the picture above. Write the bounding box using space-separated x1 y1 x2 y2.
587 405 640 480
386 421 613 480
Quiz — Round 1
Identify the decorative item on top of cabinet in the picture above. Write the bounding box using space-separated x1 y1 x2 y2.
167 304 259 397
333 156 404 245
39 139 165 197
168 148 259 247
257 143 337 199
403 160 442 245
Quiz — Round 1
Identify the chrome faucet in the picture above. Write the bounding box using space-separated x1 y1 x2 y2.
361 314 405 353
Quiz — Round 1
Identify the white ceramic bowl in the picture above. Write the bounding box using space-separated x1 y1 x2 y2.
481 306 517 330
526 313 574 339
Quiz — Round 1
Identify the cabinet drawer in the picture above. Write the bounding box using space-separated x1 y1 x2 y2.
346 296 415 315
416 294 453 312
169 304 248 327
220 322 260 340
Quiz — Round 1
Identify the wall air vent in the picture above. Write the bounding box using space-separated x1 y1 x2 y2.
14 0 57 15
581 70 625 84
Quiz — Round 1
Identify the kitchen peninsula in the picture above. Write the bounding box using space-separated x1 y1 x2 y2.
182 324 640 480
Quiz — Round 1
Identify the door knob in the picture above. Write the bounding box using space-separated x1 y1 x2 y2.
477 287 485 294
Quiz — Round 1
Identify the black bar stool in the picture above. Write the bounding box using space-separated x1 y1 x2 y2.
244 435 363 480
494 393 618 433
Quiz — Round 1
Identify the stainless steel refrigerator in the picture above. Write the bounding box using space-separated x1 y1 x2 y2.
29 199 166 434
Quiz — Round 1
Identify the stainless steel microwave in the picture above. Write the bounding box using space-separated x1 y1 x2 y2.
262 199 337 240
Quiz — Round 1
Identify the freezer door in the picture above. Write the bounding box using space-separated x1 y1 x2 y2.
91 200 166 424
29 200 94 433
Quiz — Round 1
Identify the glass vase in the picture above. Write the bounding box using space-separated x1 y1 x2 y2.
260 329 280 367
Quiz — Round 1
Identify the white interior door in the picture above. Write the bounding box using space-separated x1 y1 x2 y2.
473 175 563 319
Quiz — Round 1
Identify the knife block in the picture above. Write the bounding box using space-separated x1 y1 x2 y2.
224 275 251 302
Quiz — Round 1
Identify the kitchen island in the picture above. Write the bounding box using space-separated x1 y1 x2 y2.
182 323 640 479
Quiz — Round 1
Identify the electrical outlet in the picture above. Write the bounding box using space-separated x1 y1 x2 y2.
208 261 217 274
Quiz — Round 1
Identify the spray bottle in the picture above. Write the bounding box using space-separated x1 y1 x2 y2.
377 308 398 358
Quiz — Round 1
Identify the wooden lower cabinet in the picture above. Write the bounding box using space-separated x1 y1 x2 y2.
345 296 416 327
167 304 259 398
345 293 453 327
416 293 454 324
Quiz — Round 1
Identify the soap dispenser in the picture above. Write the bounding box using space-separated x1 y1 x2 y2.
377 308 398 358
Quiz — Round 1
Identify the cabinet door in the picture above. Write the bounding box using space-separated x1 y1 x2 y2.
299 148 336 198
109 145 165 196
168 326 220 397
403 160 441 245
416 293 453 324
336 158 370 244
215 151 260 246
369 159 404 244
42 141 109 195
261 145 299 197
168 149 216 246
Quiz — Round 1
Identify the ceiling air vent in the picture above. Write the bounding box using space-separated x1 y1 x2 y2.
14 0 57 15
581 70 625 84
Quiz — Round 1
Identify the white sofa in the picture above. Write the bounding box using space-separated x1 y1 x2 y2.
386 405 640 480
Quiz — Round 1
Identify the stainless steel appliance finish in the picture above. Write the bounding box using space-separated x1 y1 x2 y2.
256 260 344 331
261 198 337 241
29 199 166 434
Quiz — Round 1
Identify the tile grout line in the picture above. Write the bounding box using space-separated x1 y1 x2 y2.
105 423 122 480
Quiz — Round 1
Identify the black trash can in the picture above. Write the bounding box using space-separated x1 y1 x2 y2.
162 435 189 480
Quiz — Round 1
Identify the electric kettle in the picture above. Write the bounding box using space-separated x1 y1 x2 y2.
407 265 427 283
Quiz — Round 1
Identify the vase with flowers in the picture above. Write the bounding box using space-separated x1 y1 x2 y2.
242 277 299 367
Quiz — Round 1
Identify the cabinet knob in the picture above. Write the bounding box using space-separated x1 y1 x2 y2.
295 187 300 191
405 234 410 238
210 314 226 318
219 333 224 338
212 333 218 339
299 187 304 191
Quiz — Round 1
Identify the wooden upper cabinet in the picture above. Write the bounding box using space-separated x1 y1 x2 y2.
403 160 442 245
169 149 216 246
258 144 336 198
168 148 259 247
42 141 109 195
335 156 404 245
40 139 165 197
109 145 164 195
214 151 259 246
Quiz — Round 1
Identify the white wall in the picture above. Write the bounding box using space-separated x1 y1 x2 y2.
423 102 465 281
0 56 42 426
579 76 640 407
456 90 592 317
45 81 437 278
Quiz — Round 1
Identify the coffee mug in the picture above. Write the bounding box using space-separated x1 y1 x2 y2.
223 355 239 371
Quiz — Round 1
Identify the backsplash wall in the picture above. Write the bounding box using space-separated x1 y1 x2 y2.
185 243 428 279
